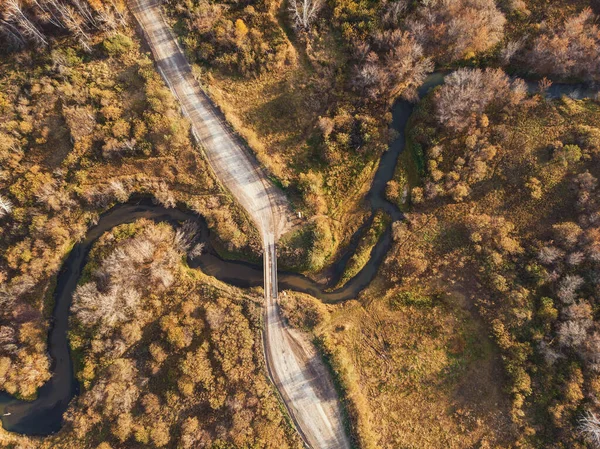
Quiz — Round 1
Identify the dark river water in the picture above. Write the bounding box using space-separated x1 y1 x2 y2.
0 73 596 436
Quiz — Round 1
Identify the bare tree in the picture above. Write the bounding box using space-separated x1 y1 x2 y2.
72 223 184 332
557 274 585 304
580 410 600 447
527 8 600 82
109 180 129 202
435 68 526 131
501 39 523 65
0 18 27 49
44 0 93 51
189 242 205 259
2 0 122 52
3 0 48 46
0 194 12 218
31 0 65 28
352 30 433 101
538 245 564 265
558 319 591 348
289 0 322 30
408 0 505 62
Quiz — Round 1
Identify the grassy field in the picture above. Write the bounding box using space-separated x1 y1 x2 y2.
281 281 515 448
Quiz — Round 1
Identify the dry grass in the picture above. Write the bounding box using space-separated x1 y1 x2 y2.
315 286 516 449
196 13 378 264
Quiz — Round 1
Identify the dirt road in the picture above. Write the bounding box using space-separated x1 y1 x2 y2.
128 1 351 447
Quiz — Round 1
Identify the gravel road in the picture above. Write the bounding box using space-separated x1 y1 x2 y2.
129 1 351 447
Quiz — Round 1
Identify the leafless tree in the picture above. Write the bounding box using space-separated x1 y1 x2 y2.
0 326 16 353
0 18 27 49
580 410 600 447
174 221 199 252
568 251 586 266
72 223 184 332
382 0 408 27
3 0 48 46
289 0 322 30
435 68 526 131
43 0 93 51
558 319 591 348
352 30 433 101
528 8 600 82
408 0 505 62
538 246 564 265
71 0 97 27
538 340 563 365
189 242 206 259
501 39 523 65
31 0 64 28
109 180 129 202
2 0 122 52
558 274 585 304
0 194 12 218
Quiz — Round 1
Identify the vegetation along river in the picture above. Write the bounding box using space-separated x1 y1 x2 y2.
0 72 596 436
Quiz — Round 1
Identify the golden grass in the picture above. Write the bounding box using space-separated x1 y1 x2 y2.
317 289 516 449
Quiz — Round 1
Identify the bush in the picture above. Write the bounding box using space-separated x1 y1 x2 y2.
103 34 134 56
389 290 433 309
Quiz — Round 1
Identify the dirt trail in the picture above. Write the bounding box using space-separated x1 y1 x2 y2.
128 1 351 447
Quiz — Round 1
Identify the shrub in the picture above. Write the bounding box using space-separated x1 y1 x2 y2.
390 290 433 308
103 34 134 56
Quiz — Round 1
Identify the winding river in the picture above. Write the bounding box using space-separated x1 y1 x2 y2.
0 72 596 436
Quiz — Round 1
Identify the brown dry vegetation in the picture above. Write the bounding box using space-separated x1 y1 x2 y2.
500 1 600 82
164 0 437 272
2 220 301 448
0 22 258 401
281 287 516 448
4 1 600 448
390 67 600 447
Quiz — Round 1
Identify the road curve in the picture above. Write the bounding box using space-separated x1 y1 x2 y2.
128 1 351 448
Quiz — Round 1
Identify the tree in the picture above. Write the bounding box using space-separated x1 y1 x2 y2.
527 9 600 82
553 222 583 248
553 144 583 167
407 0 506 62
352 30 433 101
580 410 600 447
150 420 171 447
0 194 12 218
435 68 526 131
3 0 48 47
558 319 590 348
557 275 585 304
1 0 123 53
538 246 564 265
102 33 133 56
289 0 322 30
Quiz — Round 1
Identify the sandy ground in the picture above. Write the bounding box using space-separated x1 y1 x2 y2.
128 1 351 447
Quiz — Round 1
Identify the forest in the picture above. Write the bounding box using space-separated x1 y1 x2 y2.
1 0 600 448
